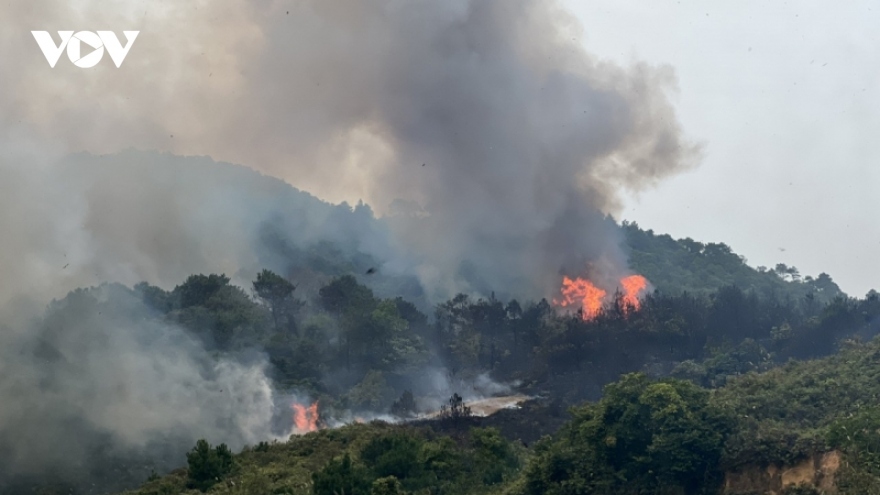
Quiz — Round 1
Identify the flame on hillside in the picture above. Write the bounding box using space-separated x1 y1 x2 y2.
553 274 649 321
620 274 648 313
553 276 607 319
292 401 319 434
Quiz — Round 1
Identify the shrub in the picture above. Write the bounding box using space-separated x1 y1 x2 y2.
312 453 372 495
186 439 235 492
438 393 472 422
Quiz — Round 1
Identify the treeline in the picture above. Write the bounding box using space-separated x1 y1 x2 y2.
129 337 880 495
623 220 845 302
520 337 880 495
432 284 880 403
124 266 880 415
132 421 523 495
29 263 877 494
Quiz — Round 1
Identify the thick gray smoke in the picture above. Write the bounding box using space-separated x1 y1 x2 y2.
0 283 278 493
0 145 401 492
2 0 698 302
0 147 395 304
0 0 699 491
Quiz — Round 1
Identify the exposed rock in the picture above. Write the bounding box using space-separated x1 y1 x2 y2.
724 451 841 495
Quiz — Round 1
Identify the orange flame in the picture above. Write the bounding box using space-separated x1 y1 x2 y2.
292 401 319 433
553 273 649 321
553 275 607 320
620 275 648 312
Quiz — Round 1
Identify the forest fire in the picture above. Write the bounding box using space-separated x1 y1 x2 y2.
553 274 649 320
553 276 607 319
292 401 319 434
620 274 648 312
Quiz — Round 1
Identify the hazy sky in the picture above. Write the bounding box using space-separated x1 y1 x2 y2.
564 0 880 296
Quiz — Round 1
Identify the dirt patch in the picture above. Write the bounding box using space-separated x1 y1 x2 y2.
818 451 841 492
415 394 532 420
724 450 842 494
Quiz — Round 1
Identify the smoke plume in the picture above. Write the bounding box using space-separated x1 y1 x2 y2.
0 283 278 492
0 0 699 491
2 0 698 301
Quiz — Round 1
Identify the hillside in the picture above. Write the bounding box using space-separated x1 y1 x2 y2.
2 152 875 495
520 335 880 495
2 259 873 495
50 151 847 310
623 221 846 303
56 150 429 308
119 336 880 495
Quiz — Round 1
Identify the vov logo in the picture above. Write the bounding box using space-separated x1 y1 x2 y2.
32 31 139 68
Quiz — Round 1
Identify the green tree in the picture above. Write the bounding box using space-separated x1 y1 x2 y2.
347 370 389 410
390 390 417 418
134 281 172 313
319 275 376 315
312 453 372 495
319 275 377 369
185 439 234 492
470 427 520 484
418 436 464 490
176 285 265 348
371 476 405 495
361 433 424 481
828 406 880 476
521 373 730 495
169 274 266 348
252 268 302 334
174 274 231 308
369 300 426 371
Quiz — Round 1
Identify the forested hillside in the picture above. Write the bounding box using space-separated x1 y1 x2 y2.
59 151 845 310
126 264 875 413
623 221 845 303
122 337 880 495
8 252 877 494
5 0 873 493
3 158 875 494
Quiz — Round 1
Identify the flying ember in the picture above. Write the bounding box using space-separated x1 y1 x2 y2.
292 401 319 433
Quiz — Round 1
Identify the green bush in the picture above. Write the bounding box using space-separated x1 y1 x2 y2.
312 453 372 495
470 427 520 485
371 476 405 495
519 373 731 495
185 439 234 492
828 406 880 476
361 433 425 481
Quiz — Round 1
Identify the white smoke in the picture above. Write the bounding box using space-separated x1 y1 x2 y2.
0 283 278 490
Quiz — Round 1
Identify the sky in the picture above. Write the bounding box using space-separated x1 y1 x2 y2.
564 0 880 296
